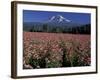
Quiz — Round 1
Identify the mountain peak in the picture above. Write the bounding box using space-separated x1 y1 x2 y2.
49 15 71 23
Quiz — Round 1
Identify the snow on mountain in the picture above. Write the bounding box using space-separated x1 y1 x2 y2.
48 15 71 23
23 15 82 32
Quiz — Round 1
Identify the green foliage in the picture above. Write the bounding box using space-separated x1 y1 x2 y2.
38 58 46 68
29 56 40 68
43 24 48 32
62 52 71 67
46 61 61 68
71 53 79 66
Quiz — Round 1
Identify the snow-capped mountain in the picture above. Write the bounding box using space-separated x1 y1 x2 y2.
23 15 85 32
48 15 71 23
45 15 81 28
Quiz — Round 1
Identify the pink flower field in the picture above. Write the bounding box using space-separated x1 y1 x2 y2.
23 32 91 69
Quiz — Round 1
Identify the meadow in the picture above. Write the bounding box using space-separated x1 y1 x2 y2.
23 32 91 69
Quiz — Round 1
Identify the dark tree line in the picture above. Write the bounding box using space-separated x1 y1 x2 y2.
25 24 91 34
66 24 91 34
